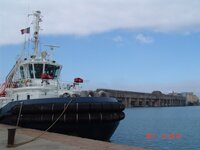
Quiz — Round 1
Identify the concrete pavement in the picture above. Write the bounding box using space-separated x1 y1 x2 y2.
0 124 145 150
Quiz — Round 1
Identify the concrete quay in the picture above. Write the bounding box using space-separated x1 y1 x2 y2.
0 124 145 150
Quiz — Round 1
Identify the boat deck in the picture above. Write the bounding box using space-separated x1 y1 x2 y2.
0 124 145 150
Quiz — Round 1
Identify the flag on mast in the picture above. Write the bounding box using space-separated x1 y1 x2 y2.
20 27 30 34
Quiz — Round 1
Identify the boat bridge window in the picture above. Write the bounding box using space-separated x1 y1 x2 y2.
45 64 60 78
34 64 43 78
20 66 25 79
29 64 34 78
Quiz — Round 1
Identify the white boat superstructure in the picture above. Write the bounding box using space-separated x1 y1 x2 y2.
0 11 82 108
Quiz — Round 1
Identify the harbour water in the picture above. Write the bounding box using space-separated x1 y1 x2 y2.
111 106 200 150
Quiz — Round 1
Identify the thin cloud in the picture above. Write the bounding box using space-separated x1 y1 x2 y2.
135 34 154 44
112 36 123 43
1 0 200 45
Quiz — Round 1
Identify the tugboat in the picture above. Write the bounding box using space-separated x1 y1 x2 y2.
0 11 125 141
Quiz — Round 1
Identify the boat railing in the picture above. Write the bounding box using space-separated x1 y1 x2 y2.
9 78 59 89
61 82 71 90
60 82 82 91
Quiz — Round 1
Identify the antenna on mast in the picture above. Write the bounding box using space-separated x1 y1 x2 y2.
44 45 60 59
29 11 42 57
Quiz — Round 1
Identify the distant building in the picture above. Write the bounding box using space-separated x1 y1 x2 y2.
96 89 186 107
180 92 199 105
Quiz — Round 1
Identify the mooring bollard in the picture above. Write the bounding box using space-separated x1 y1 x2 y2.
7 128 16 147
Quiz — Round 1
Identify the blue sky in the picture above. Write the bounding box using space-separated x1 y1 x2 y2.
1 0 200 95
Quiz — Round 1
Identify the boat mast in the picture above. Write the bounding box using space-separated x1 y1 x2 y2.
32 11 42 56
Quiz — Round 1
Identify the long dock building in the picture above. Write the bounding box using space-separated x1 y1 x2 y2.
97 89 187 107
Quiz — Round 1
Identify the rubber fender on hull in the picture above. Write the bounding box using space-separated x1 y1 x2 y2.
7 112 125 123
98 91 109 97
11 102 125 114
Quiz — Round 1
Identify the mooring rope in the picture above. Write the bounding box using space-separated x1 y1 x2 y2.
9 98 74 148
16 101 23 127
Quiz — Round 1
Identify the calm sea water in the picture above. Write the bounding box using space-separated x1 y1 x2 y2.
111 106 200 150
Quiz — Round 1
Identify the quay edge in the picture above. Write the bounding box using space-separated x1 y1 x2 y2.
0 124 146 150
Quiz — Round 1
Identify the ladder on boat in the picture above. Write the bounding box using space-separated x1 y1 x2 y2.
0 83 6 97
0 58 22 97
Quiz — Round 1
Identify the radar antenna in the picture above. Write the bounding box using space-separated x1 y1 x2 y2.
44 45 60 59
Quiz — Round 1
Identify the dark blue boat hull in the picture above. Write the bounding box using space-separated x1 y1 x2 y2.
0 97 125 141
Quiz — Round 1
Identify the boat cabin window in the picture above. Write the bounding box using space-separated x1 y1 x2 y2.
29 64 34 78
34 64 43 78
20 66 25 79
45 64 60 78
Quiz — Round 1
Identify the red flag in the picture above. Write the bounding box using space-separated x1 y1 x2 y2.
20 27 30 34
